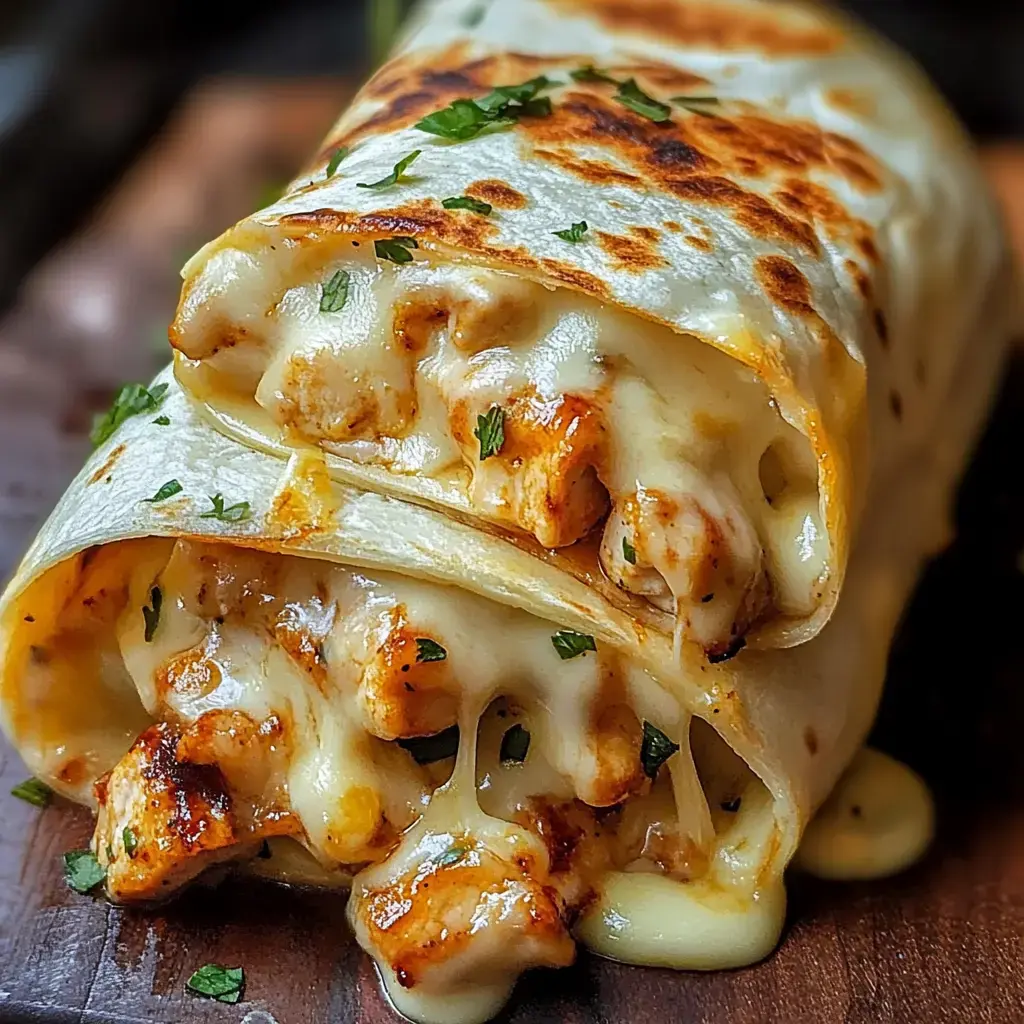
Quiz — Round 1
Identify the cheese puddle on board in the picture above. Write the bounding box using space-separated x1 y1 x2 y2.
795 748 934 881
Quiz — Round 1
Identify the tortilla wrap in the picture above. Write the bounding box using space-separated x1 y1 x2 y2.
169 0 1017 661
0 354 997 1020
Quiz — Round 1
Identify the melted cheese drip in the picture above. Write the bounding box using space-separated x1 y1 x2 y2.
11 538 790 1024
577 873 786 969
175 248 828 644
795 748 934 881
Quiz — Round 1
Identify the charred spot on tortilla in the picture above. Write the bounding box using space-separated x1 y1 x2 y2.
548 0 842 56
755 255 816 317
464 178 528 209
595 229 669 272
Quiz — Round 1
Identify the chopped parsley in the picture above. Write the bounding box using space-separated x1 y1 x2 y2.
442 195 493 215
672 94 719 115
357 149 421 190
415 638 447 663
615 78 672 123
11 778 51 807
374 236 419 264
122 826 138 858
553 220 588 243
434 844 468 869
319 269 351 313
640 721 680 779
63 849 105 894
551 629 596 660
500 724 530 764
144 479 182 504
399 725 459 764
142 586 162 643
622 537 637 565
186 964 245 1004
461 2 488 28
415 75 557 141
570 65 617 84
474 405 505 460
326 146 349 176
90 382 168 447
199 493 252 522
416 99 507 141
153 415 171 426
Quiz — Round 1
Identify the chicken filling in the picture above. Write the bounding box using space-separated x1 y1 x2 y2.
173 246 828 657
13 538 769 1017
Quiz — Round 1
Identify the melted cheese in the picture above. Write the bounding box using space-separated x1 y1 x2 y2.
795 747 934 881
174 248 828 651
577 873 786 969
8 537 793 1024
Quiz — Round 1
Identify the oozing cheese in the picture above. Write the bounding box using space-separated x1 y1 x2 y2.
11 537 785 1024
795 747 934 881
174 246 828 655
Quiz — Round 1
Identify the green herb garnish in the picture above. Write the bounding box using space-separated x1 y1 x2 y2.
186 964 245 1004
442 195 493 215
143 586 162 643
399 725 459 764
63 849 105 894
415 76 557 141
551 629 596 660
474 405 505 460
500 724 530 763
122 826 138 858
616 78 672 122
374 237 419 264
434 844 468 869
357 149 421 190
570 65 617 84
640 721 680 779
319 269 351 313
153 415 170 426
11 778 52 807
200 494 252 522
672 94 719 115
416 638 447 663
144 479 182 504
326 146 349 176
622 537 637 565
90 382 168 447
462 2 488 28
415 99 506 141
553 220 588 243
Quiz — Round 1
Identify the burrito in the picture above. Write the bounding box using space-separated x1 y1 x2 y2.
171 0 1012 664
1 0 1018 1020
0 370 959 1022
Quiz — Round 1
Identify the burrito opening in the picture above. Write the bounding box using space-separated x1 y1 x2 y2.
172 241 829 656
3 535 777 1011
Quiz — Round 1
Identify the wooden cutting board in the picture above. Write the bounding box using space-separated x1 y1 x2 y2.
0 82 1023 1024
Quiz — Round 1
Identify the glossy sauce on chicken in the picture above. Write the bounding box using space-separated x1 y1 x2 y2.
173 249 828 658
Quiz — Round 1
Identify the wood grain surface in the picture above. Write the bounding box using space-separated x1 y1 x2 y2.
0 86 1023 1024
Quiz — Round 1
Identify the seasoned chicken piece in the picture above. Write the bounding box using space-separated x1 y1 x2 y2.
356 612 458 740
454 392 610 549
601 484 768 658
575 702 647 808
351 836 575 998
92 722 258 902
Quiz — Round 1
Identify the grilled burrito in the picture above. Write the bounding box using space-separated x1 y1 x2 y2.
1 0 1019 1021
171 0 1012 662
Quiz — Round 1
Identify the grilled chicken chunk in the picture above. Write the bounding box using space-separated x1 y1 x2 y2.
92 722 258 902
351 836 575 996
